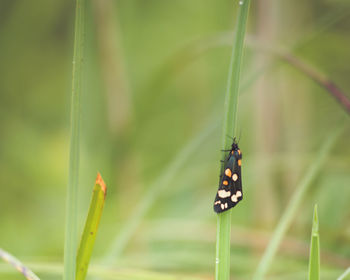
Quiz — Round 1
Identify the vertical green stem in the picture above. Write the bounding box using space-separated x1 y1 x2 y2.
63 0 85 280
221 0 251 145
215 1 250 279
308 204 320 280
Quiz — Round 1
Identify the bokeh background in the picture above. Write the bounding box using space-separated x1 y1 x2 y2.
0 0 349 279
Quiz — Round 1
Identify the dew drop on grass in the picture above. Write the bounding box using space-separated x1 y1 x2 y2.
239 0 243 5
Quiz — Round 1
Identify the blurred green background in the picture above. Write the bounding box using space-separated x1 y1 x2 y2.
0 0 349 279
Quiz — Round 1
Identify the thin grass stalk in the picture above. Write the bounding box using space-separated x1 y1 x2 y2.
308 204 320 280
63 0 86 279
253 124 345 280
0 248 40 280
243 39 350 116
337 267 350 280
171 31 350 117
216 1 250 279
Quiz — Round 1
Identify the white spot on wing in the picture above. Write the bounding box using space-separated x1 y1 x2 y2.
236 191 242 198
221 204 225 210
231 195 238 202
232 173 238 181
218 190 231 198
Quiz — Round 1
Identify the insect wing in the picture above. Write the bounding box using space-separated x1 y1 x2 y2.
213 151 243 213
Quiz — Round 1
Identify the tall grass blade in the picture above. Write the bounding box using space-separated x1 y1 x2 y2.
216 1 250 280
76 173 107 280
63 0 86 279
308 204 320 280
0 248 40 280
253 124 345 280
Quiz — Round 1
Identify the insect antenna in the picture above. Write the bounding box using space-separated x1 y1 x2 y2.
237 129 242 144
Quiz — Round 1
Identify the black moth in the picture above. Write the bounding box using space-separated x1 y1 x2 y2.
213 139 243 213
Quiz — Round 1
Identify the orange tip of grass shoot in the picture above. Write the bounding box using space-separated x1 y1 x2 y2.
95 172 107 195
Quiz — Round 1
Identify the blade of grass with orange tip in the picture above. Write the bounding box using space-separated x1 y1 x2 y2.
76 173 107 280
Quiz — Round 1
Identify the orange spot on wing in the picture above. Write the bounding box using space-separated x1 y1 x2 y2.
237 159 242 166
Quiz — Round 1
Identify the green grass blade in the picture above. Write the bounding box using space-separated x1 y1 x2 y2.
308 204 320 280
0 248 40 280
221 0 250 144
253 124 345 280
215 210 232 280
76 173 107 280
337 267 350 280
216 1 250 280
63 0 86 279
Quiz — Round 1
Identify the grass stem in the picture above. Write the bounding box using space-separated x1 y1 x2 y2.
215 1 250 279
63 0 86 279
